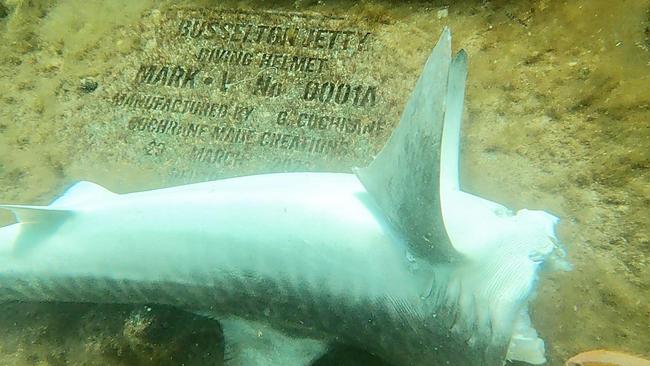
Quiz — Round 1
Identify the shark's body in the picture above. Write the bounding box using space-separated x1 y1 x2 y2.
0 29 568 365
0 174 453 365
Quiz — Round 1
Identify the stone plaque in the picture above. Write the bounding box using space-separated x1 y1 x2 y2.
98 7 408 184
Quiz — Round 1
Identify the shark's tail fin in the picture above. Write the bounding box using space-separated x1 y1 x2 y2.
440 49 467 193
355 26 569 364
421 28 571 365
355 28 458 262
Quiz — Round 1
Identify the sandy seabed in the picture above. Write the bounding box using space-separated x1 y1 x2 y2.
0 1 648 365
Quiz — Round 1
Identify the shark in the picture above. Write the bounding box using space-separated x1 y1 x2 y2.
0 28 569 365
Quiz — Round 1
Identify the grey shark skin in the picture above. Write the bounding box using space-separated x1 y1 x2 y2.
0 29 568 366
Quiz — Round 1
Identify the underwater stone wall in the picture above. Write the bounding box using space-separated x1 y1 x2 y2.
0 0 649 365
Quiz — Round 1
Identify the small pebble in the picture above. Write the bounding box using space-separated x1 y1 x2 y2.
79 78 98 93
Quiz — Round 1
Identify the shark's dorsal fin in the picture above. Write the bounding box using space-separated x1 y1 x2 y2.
50 181 116 208
356 28 463 262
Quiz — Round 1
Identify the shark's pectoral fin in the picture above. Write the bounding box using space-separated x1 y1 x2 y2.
355 27 461 262
0 205 72 254
219 317 327 366
0 205 72 223
0 181 118 253
0 181 117 224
